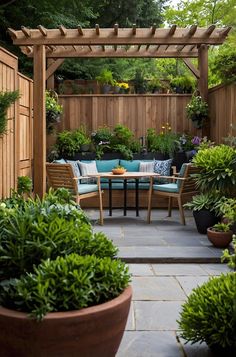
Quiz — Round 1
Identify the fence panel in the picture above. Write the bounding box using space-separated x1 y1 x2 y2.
58 94 194 140
0 47 33 199
209 84 236 143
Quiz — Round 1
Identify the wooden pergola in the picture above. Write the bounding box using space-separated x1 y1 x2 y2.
8 25 231 197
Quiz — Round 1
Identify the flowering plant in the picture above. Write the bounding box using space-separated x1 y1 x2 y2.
186 95 208 128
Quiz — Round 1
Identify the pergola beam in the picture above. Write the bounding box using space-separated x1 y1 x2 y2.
10 27 230 47
38 25 47 36
46 58 65 80
183 58 200 79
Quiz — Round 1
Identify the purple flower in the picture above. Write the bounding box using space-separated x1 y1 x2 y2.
192 136 201 146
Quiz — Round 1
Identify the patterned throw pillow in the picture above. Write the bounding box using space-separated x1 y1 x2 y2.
154 159 172 183
66 160 81 178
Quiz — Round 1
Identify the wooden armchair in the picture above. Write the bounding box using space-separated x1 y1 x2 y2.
46 163 103 225
147 163 199 225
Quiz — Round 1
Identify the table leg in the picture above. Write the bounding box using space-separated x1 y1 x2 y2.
109 179 112 216
135 178 139 216
123 179 127 216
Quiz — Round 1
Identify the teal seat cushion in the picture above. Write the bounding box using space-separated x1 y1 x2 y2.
120 160 140 172
153 183 179 193
78 184 98 194
96 159 119 172
53 158 66 164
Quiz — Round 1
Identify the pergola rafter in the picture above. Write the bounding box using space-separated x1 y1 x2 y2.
8 25 231 198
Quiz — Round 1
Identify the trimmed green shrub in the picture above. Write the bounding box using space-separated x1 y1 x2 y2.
0 192 117 280
192 145 236 196
178 273 236 349
0 253 130 320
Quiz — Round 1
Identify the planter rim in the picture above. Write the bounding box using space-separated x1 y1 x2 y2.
0 285 132 321
207 227 233 234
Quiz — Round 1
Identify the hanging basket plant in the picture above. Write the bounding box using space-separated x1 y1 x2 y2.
186 94 209 129
0 90 20 136
46 90 63 134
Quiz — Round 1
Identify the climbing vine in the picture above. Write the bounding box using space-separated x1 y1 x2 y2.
0 90 20 136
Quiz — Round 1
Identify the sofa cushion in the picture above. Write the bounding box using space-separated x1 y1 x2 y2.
153 183 179 193
53 158 66 164
139 161 155 182
96 159 120 172
120 160 140 172
177 163 188 189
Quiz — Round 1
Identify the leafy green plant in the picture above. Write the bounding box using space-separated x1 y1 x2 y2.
192 145 236 196
113 144 133 160
184 193 221 212
146 128 178 156
221 236 236 270
0 192 117 280
91 126 113 145
17 176 32 195
178 273 236 349
46 90 63 134
133 69 147 94
186 95 208 129
170 76 195 93
211 222 231 232
0 253 130 321
0 90 20 136
215 197 236 224
56 128 91 157
96 69 115 85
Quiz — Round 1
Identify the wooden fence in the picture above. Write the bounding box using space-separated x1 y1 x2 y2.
58 94 195 139
209 84 236 143
0 47 33 199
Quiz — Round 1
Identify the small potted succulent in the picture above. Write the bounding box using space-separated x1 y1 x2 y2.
186 94 208 128
0 189 131 356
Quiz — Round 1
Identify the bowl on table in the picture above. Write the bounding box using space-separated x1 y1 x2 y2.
112 168 127 175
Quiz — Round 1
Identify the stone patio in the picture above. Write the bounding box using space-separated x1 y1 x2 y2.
84 208 231 357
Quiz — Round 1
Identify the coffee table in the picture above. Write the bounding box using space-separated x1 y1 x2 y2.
92 172 159 221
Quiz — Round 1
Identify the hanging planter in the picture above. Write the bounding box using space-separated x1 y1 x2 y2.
0 90 20 136
186 94 208 129
46 90 63 134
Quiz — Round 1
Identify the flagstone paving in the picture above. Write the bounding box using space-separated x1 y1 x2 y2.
84 208 231 356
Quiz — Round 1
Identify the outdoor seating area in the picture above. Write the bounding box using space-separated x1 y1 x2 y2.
0 1 236 355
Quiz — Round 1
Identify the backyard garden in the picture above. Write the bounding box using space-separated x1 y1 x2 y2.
0 0 236 356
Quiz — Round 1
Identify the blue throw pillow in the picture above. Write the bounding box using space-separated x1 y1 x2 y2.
154 159 172 183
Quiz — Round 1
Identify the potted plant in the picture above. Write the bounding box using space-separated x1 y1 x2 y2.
56 128 92 158
170 76 195 94
207 222 233 248
0 189 132 356
184 193 220 234
96 69 115 94
178 272 236 356
133 69 147 94
46 90 63 134
186 94 208 129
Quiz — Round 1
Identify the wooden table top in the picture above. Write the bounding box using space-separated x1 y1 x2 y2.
89 172 160 179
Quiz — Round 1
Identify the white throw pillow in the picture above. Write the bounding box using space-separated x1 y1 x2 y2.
78 161 98 176
139 161 154 172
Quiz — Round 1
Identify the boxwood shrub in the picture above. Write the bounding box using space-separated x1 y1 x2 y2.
178 272 236 349
0 253 130 320
0 190 117 280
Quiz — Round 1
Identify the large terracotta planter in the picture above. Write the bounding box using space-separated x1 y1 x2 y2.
0 286 132 357
207 228 233 248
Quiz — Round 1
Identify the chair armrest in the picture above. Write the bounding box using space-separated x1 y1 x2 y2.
156 175 186 181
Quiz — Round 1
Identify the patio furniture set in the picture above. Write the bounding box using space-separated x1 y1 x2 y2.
46 159 199 225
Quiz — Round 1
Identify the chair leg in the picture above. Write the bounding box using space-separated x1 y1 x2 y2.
168 197 172 217
147 181 153 223
177 196 186 225
98 190 104 225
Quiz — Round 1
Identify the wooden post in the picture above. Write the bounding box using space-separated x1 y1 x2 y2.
198 44 209 136
33 45 46 198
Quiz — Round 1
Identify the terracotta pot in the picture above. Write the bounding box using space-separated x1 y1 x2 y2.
0 286 132 357
207 228 233 248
